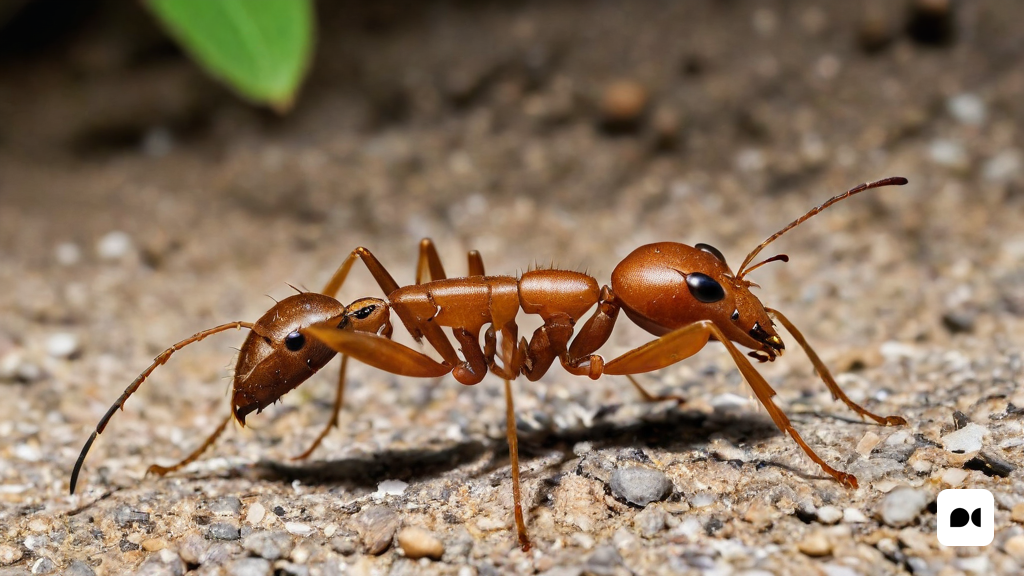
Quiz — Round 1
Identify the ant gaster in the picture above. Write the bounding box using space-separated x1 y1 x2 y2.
71 177 909 551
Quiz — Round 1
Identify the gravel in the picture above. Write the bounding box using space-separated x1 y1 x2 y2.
242 531 294 561
396 526 444 560
941 423 988 454
608 467 673 507
226 558 272 576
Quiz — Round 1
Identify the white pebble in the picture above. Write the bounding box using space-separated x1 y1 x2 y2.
46 333 80 359
940 468 969 486
880 487 929 527
816 506 843 525
284 522 313 537
372 479 408 499
54 242 81 266
843 508 868 523
941 423 988 454
929 139 969 170
96 231 134 260
245 502 265 525
946 93 986 126
983 149 1022 183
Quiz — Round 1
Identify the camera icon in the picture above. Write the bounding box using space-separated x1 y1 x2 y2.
936 489 994 547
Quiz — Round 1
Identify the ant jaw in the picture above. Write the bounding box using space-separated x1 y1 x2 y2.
748 350 773 363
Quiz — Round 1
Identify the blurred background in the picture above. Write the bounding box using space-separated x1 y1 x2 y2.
2 1 1024 574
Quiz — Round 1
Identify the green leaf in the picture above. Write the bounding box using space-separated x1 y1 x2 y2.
148 0 314 111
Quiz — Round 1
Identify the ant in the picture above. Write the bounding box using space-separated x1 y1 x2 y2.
71 177 909 551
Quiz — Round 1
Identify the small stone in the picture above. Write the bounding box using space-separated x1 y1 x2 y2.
357 506 399 555
246 503 266 525
856 432 881 457
46 333 80 359
206 523 240 541
633 505 667 538
31 557 55 575
284 522 313 537
210 497 242 517
964 451 1016 477
880 487 929 527
135 551 185 576
947 93 986 126
983 150 1022 183
941 423 987 453
142 538 167 551
599 80 648 132
940 468 969 486
55 242 82 266
242 531 294 560
1011 502 1024 523
176 534 207 565
608 467 672 507
1004 535 1024 562
371 479 408 499
63 560 96 576
798 532 832 557
96 231 134 260
651 106 681 150
816 506 843 525
226 557 272 576
929 139 969 171
941 310 975 334
858 10 894 53
397 527 444 560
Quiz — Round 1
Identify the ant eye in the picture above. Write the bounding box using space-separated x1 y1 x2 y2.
686 272 725 303
284 331 305 352
351 305 376 320
695 243 727 266
731 309 740 321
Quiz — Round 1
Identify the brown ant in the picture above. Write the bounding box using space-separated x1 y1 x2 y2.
71 177 909 550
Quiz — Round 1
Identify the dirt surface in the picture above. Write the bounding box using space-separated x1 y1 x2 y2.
2 1 1024 574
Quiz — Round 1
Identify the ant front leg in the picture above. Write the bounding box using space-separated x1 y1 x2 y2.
767 308 906 427
600 320 858 488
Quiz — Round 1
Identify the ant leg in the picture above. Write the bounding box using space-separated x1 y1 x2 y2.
600 321 857 487
767 308 906 426
304 325 452 378
468 250 485 276
292 355 350 460
416 239 448 285
625 375 687 406
322 247 401 300
504 379 531 551
71 321 253 494
148 414 233 476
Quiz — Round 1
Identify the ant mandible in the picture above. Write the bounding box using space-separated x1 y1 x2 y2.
71 177 909 551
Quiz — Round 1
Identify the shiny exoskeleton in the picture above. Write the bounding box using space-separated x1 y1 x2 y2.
71 177 910 551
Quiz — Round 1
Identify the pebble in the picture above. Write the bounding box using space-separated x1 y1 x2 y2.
928 139 969 171
210 496 242 517
599 80 648 131
330 533 358 556
858 10 893 53
941 423 987 453
1004 535 1024 562
142 538 167 551
397 526 444 560
940 468 969 486
797 532 832 557
633 505 667 538
284 522 313 537
207 523 240 541
31 557 55 575
176 534 207 565
983 149 1022 183
246 502 266 525
226 558 272 576
46 333 80 359
114 504 151 526
63 561 96 576
879 487 929 527
608 467 673 507
816 506 843 525
242 531 294 560
946 93 986 126
135 551 185 576
357 506 399 555
371 479 408 499
1012 502 1024 523
54 242 82 266
942 310 976 334
856 432 881 457
96 231 134 260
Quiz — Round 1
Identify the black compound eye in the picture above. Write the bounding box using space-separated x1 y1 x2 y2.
351 305 376 320
284 330 305 352
695 243 727 266
685 272 726 303
731 309 740 321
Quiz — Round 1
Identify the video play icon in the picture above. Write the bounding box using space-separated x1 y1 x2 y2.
937 489 994 547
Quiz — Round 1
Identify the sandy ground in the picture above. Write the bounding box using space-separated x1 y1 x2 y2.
2 1 1024 574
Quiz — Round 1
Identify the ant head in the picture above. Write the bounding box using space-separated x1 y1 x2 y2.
611 242 784 360
232 293 347 424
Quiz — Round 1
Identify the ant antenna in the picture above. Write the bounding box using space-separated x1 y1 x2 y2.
286 283 305 294
736 177 908 279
